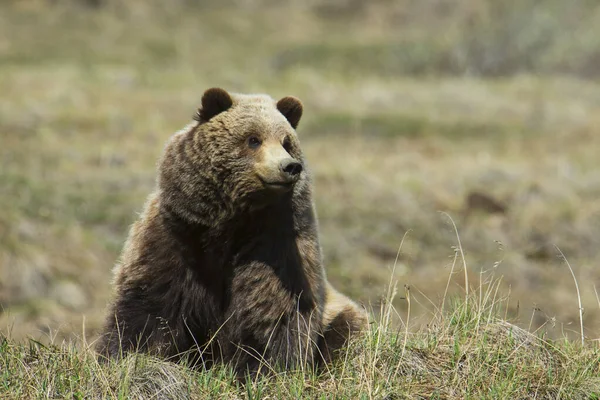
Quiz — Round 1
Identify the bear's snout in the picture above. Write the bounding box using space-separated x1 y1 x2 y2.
256 142 302 189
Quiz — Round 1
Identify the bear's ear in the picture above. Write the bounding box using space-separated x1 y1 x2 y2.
277 96 303 129
194 88 233 122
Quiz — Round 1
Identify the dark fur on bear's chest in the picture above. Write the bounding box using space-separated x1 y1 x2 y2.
164 197 324 311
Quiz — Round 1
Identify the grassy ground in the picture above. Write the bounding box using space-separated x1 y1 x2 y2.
2 277 599 399
1 1 600 396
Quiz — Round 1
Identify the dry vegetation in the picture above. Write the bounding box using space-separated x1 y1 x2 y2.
1 0 600 397
2 276 600 399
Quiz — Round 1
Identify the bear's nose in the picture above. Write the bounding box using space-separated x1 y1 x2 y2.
281 159 303 177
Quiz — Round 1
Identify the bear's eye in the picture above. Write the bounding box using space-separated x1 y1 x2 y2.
248 136 262 149
282 137 292 153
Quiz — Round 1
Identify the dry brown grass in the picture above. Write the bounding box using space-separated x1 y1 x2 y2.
1 270 599 399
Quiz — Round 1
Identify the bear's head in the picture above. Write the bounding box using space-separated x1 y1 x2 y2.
159 88 308 225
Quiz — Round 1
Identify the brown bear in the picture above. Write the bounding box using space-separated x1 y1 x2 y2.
96 88 367 375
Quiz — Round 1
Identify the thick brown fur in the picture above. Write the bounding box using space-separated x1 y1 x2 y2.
96 88 367 376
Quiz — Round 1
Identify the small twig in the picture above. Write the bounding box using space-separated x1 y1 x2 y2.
392 284 411 379
529 306 538 333
441 246 459 314
555 246 584 345
441 212 469 302
401 285 411 358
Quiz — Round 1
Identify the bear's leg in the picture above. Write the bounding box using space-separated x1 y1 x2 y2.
319 282 368 363
225 304 321 378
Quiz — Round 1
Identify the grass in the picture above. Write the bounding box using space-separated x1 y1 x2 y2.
2 1 600 395
1 272 599 399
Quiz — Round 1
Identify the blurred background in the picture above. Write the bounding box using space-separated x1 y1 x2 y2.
1 0 600 343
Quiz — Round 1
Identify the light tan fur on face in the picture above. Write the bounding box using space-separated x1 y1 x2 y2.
254 141 291 183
